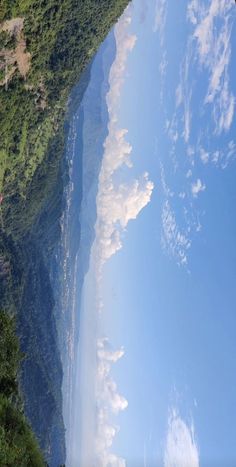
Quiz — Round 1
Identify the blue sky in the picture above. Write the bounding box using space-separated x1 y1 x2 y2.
74 0 236 465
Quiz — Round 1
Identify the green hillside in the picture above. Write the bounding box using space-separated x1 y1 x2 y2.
0 0 129 239
0 0 129 463
0 310 46 466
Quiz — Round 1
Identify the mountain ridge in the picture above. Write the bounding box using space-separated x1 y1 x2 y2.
0 1 129 464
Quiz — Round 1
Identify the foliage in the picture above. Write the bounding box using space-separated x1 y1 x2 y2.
0 31 16 49
0 0 130 240
0 311 46 466
0 311 20 397
0 0 130 463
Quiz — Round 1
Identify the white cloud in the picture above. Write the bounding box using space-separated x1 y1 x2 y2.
97 337 124 363
199 147 209 164
95 173 154 266
96 361 126 408
212 149 220 164
160 164 196 266
211 140 236 169
184 106 191 143
159 53 168 78
91 7 154 466
164 409 199 467
168 121 179 144
171 0 234 180
187 0 235 133
191 178 206 197
187 0 199 25
96 338 128 466
176 83 183 107
154 0 168 102
226 140 236 164
161 200 191 265
160 162 174 198
214 75 235 133
93 14 154 271
187 146 194 156
175 41 194 143
153 0 167 45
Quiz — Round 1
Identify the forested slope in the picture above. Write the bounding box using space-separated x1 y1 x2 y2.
0 1 129 464
0 310 46 466
0 0 129 238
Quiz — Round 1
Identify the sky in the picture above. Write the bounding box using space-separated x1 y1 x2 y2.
71 1 236 466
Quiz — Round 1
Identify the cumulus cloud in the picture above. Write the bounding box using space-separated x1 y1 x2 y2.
96 338 128 466
91 7 154 466
191 179 206 197
164 409 199 467
96 173 154 266
97 337 124 363
94 10 154 270
187 0 235 133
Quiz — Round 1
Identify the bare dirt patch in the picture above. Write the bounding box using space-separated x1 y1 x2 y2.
0 17 31 86
1 17 24 35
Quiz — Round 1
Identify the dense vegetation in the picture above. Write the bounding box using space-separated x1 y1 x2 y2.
0 0 129 239
0 0 129 464
0 229 66 464
0 310 46 466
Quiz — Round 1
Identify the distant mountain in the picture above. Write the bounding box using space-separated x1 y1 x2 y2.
56 31 117 450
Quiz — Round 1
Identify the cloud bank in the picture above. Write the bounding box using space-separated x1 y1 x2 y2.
96 338 128 467
94 15 154 270
96 172 154 266
89 6 154 466
164 409 199 467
